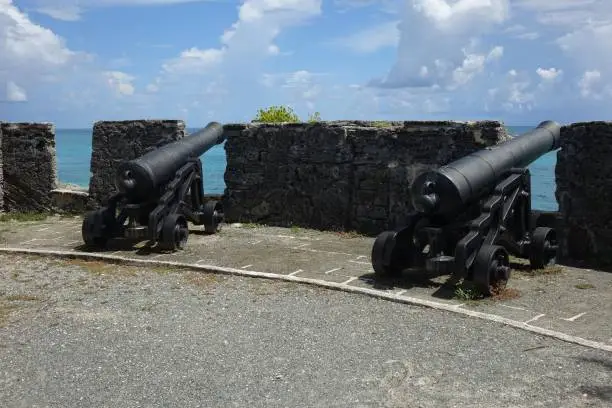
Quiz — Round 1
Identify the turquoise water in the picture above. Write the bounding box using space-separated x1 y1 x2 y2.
55 128 228 195
54 126 559 211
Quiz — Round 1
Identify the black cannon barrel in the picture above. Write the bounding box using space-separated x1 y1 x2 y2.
411 120 561 216
116 121 225 200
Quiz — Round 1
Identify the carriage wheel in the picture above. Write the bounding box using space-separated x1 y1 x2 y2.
82 210 109 248
202 200 224 234
372 231 402 277
473 245 511 296
372 230 415 278
529 227 558 269
159 214 189 251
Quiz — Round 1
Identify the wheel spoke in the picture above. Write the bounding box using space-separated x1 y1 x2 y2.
159 214 189 251
530 227 557 269
474 245 510 296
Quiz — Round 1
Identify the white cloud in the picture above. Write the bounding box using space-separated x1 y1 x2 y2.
107 57 132 69
2 0 330 124
487 46 504 61
516 32 539 40
330 20 400 53
333 0 401 15
371 0 510 88
333 0 380 8
221 0 322 59
151 0 323 108
105 71 136 96
450 46 503 88
0 0 90 104
487 70 535 112
503 24 539 40
146 78 161 93
536 67 562 81
359 0 612 117
512 2 612 77
260 70 325 106
4 0 612 125
27 0 213 20
267 44 280 55
6 81 27 102
160 0 322 76
1 0 152 121
161 47 225 75
578 70 606 99
514 0 600 13
411 0 509 33
556 22 612 73
1 1 76 67
36 6 82 21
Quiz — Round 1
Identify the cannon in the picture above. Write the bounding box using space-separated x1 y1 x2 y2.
81 122 226 251
371 121 562 295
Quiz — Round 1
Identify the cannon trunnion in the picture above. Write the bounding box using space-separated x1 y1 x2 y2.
81 122 226 251
371 121 562 296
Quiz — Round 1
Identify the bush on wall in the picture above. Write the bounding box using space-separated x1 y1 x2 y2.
252 105 322 123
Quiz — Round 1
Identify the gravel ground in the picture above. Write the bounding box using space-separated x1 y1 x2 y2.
0 254 610 408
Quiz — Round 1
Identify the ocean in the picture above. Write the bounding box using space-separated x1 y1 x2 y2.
54 126 558 211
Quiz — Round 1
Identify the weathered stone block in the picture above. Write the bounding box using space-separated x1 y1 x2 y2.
347 120 508 234
50 188 89 214
0 123 3 211
223 120 508 234
555 122 612 268
0 122 57 212
88 120 186 208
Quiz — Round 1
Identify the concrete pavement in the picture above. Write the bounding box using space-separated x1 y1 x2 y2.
0 253 611 407
0 215 611 352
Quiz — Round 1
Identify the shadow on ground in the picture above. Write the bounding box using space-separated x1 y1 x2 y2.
357 268 460 299
74 228 215 255
356 259 538 300
75 239 169 256
577 356 612 402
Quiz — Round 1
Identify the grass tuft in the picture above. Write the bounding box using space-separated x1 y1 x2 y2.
183 272 220 289
453 284 483 301
371 121 393 128
0 303 17 327
290 225 304 233
490 287 521 301
453 280 521 302
62 259 138 277
241 223 261 229
0 212 51 222
531 265 564 276
5 294 39 301
336 230 366 239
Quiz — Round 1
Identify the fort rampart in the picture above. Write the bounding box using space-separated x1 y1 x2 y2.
222 121 508 234
0 119 609 268
555 122 612 267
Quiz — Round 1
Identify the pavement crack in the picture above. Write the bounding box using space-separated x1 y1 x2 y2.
522 345 549 352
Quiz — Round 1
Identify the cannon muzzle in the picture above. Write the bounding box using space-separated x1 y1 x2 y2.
410 120 561 216
116 121 225 201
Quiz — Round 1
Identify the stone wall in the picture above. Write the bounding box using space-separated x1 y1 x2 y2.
88 120 187 208
0 124 3 211
2 117 612 270
0 122 58 212
555 122 612 268
223 121 509 235
50 185 89 214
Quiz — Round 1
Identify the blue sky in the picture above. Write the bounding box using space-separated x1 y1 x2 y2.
1 0 611 128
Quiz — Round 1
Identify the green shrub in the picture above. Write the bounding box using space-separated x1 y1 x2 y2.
253 105 300 123
308 111 322 122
